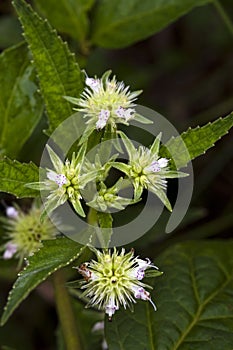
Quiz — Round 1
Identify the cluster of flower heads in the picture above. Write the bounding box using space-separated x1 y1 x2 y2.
76 248 162 319
18 71 188 316
26 71 187 220
1 202 57 265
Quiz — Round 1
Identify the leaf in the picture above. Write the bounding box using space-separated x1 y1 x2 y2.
106 241 233 350
1 237 84 326
35 0 90 43
0 42 43 158
91 0 212 48
0 158 39 197
160 113 233 169
13 0 84 134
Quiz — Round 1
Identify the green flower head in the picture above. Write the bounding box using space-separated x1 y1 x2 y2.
113 132 188 211
65 70 152 142
28 144 97 218
76 247 162 320
86 178 138 212
2 202 57 264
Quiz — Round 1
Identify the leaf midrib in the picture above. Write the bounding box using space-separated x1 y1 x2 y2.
16 0 74 117
172 267 233 350
146 301 156 350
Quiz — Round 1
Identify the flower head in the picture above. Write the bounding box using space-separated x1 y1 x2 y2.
27 144 97 218
1 203 57 264
86 179 138 212
75 248 162 319
65 71 151 141
113 132 188 211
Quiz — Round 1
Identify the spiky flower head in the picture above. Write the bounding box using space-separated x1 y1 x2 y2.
76 248 162 319
1 203 57 264
27 144 98 218
65 71 152 142
113 132 188 211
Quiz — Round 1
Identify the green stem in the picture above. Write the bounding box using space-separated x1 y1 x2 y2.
53 270 82 350
87 207 98 226
213 0 233 37
87 207 108 249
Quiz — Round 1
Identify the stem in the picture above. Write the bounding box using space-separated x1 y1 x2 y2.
87 206 98 226
87 207 108 249
53 270 82 350
213 0 233 37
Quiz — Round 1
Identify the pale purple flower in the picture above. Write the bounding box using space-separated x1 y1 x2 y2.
86 77 101 92
6 206 19 219
132 285 157 311
47 172 68 187
96 110 110 130
3 242 18 259
105 296 119 318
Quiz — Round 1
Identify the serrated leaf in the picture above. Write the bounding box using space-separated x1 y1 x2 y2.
106 241 233 350
1 237 83 326
91 0 212 48
13 0 84 134
0 158 39 197
35 0 90 43
160 113 233 169
0 42 43 158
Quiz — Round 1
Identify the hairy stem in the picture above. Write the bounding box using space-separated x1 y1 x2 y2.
53 270 82 350
214 0 233 37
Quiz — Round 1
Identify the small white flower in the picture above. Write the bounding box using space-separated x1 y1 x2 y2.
3 242 18 259
6 206 19 219
47 172 68 187
145 160 161 173
158 158 169 168
96 110 110 130
115 106 135 121
105 296 119 318
136 257 158 270
86 77 101 92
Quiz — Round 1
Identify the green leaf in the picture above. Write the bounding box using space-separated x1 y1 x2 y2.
91 0 212 48
160 113 233 169
13 0 84 134
0 42 43 158
1 237 83 326
35 0 90 43
0 158 39 197
106 240 233 350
